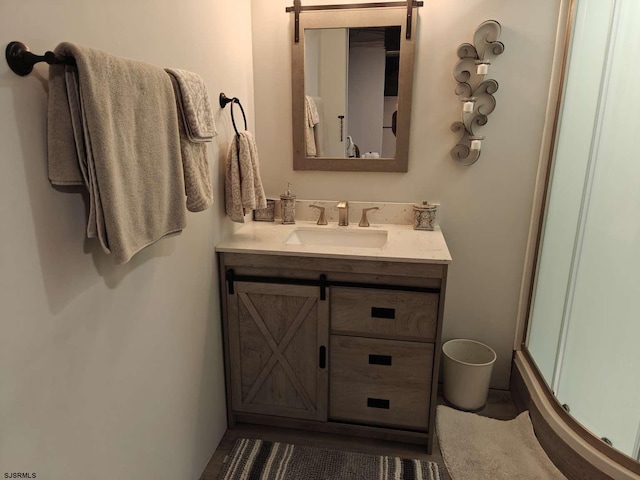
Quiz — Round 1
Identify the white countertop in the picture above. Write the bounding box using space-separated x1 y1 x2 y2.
215 221 452 264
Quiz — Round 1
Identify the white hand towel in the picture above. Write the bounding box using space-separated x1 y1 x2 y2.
311 96 325 157
225 131 267 223
305 95 320 157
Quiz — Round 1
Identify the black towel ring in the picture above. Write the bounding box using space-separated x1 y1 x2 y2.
230 100 247 135
219 92 247 136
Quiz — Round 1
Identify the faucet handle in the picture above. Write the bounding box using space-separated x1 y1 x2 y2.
359 207 379 227
309 205 328 225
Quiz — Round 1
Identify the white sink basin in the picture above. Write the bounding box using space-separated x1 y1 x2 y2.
284 228 388 249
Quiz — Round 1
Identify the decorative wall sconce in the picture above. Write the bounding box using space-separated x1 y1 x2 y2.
450 20 504 166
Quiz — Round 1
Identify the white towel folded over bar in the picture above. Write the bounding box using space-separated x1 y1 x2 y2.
164 67 217 142
166 70 214 212
48 42 186 264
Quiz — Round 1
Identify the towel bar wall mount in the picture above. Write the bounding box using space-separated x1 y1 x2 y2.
219 92 247 135
6 41 75 76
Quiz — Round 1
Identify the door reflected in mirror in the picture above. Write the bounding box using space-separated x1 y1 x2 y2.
291 6 416 172
304 26 401 160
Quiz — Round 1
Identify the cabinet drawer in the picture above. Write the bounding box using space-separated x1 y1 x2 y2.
330 287 438 341
329 335 433 430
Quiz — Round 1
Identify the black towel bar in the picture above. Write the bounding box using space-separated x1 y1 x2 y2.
6 41 75 76
219 92 247 136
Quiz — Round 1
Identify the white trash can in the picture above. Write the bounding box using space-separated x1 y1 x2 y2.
442 339 497 411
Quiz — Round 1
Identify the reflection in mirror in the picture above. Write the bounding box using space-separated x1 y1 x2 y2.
304 27 401 160
291 6 416 172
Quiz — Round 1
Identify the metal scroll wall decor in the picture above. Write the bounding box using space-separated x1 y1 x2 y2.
450 20 504 166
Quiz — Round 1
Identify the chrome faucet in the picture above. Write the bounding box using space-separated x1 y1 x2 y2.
336 201 349 226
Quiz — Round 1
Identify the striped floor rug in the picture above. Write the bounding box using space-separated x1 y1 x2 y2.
219 438 441 480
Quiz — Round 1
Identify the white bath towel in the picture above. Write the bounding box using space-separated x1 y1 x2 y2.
48 42 186 264
224 131 267 223
305 95 320 157
166 70 214 212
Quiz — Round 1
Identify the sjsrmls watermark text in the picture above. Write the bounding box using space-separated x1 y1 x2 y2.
4 474 37 478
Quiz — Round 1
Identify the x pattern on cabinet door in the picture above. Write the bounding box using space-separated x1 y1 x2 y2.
227 282 328 421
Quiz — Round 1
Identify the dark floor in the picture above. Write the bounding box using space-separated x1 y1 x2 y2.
200 389 518 480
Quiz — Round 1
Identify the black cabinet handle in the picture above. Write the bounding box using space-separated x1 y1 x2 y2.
319 274 327 301
226 269 235 295
319 346 326 369
371 307 395 319
367 398 390 409
369 354 392 366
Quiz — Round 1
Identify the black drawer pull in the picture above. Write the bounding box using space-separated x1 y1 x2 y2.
369 354 392 366
371 307 395 319
319 346 326 369
367 398 390 409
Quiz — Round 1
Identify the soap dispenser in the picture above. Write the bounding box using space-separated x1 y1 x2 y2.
413 201 438 231
280 183 296 224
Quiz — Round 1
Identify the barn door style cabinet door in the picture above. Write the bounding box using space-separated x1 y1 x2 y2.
225 281 329 421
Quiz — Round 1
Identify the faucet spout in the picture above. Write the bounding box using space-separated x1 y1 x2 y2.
336 201 349 226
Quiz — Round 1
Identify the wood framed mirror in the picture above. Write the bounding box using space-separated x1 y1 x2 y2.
291 6 417 172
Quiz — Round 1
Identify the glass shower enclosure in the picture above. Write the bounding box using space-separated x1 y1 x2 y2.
525 0 640 460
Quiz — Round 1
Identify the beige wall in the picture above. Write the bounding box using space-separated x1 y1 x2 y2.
0 1 253 478
251 0 562 389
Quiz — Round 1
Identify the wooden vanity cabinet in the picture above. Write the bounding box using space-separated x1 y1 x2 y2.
218 252 447 454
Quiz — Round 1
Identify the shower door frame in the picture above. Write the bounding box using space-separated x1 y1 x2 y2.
513 0 640 473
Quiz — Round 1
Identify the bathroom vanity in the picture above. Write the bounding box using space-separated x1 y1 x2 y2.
216 221 451 453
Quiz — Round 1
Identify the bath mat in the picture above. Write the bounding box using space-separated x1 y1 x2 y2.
219 438 441 480
436 405 566 480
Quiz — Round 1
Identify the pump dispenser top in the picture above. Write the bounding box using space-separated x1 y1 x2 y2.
280 182 296 224
281 182 295 199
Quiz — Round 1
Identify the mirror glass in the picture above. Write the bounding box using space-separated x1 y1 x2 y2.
291 7 416 172
304 26 401 159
